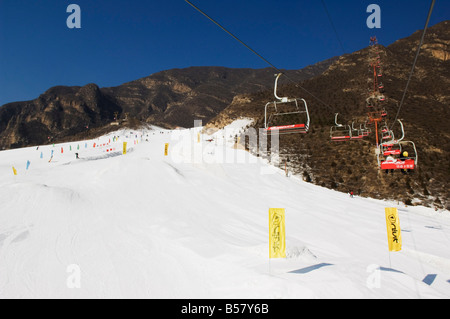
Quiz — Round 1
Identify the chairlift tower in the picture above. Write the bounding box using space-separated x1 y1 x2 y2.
366 37 386 147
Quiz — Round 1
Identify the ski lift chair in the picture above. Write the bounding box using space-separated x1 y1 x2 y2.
351 122 364 140
264 74 310 135
361 123 371 137
382 130 393 140
380 141 417 170
381 143 402 156
330 113 352 141
378 120 418 170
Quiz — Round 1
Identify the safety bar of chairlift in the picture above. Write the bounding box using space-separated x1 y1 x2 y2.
272 110 304 116
265 99 310 131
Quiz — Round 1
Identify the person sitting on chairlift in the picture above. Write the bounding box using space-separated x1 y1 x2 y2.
400 151 410 175
385 155 396 175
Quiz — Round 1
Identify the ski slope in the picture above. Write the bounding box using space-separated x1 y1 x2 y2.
0 123 449 299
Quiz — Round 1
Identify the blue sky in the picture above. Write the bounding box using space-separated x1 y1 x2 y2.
0 0 448 106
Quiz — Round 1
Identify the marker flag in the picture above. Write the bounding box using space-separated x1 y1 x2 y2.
385 208 402 252
123 142 127 155
269 208 286 258
40 152 43 159
164 143 169 156
26 160 31 170
12 166 17 176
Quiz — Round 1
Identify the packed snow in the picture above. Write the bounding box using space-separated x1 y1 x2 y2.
0 122 449 299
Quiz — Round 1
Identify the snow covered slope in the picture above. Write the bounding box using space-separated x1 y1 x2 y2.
0 124 449 299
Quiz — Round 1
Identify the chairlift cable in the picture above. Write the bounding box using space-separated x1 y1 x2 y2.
184 0 282 74
184 0 336 112
320 0 346 54
390 0 436 131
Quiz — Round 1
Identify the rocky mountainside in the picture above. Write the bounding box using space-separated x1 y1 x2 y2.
0 61 336 150
0 84 122 149
206 20 450 209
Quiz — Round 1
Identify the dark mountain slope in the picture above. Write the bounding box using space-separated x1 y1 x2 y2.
0 61 335 150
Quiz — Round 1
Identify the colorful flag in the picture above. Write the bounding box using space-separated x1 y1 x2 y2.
12 166 17 176
123 142 127 155
385 208 402 252
269 208 286 258
26 160 31 170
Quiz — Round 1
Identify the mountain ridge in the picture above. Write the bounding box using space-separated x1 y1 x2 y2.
0 60 337 150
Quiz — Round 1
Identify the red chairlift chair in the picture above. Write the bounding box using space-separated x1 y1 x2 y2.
264 74 310 135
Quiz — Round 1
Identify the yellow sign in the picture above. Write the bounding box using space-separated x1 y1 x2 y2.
385 208 402 252
269 208 286 258
164 143 169 156
123 142 127 155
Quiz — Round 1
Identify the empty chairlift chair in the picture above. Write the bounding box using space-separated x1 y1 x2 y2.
330 113 352 141
361 122 371 137
351 122 364 140
264 73 310 135
382 129 393 141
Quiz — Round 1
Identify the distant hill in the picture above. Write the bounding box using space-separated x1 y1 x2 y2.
0 61 336 150
206 20 450 209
